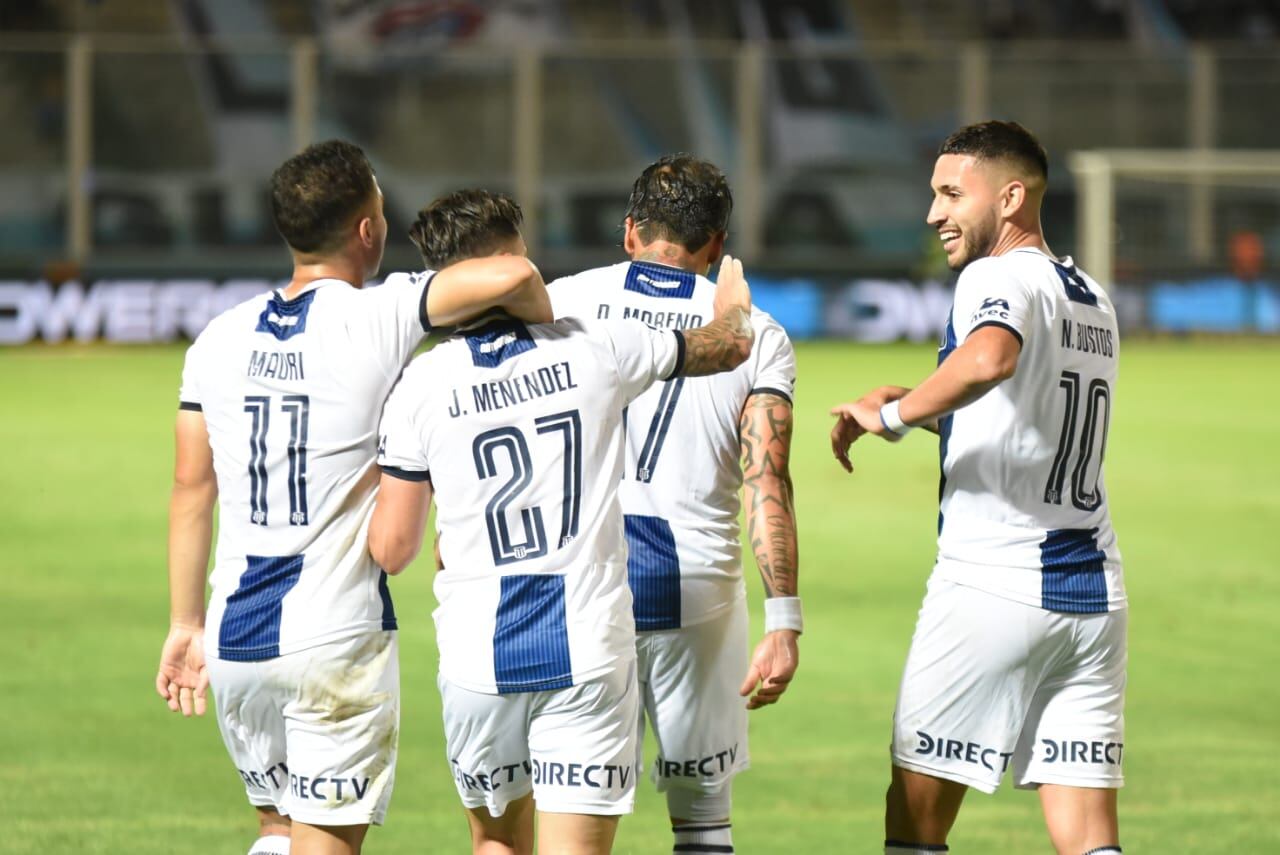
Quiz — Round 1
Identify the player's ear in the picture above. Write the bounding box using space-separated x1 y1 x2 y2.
705 231 726 269
1001 180 1027 218
357 215 376 249
622 217 640 254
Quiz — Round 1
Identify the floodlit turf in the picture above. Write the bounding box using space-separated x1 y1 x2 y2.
2 340 1277 853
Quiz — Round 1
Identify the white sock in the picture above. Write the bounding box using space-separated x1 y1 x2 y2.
1082 849 1122 855
885 842 948 854
247 835 290 855
673 822 733 853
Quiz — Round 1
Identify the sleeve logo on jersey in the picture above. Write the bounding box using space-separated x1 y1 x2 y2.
970 296 1011 325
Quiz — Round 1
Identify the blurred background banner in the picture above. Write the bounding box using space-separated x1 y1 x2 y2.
2 0 1279 341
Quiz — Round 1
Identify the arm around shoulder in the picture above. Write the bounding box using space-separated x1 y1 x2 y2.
676 255 755 376
425 256 552 326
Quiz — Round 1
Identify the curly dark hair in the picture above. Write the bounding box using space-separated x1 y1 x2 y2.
408 189 524 269
938 120 1049 182
624 154 733 253
269 140 377 254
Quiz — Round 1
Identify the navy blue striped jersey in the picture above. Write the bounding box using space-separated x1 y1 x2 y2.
933 248 1124 613
377 316 681 694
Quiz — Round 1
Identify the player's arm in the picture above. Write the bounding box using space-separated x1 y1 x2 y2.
829 326 1020 465
368 473 434 575
156 409 217 717
675 255 755 376
738 391 801 710
424 256 553 326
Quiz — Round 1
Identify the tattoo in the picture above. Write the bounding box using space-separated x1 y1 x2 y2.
739 392 798 598
680 307 754 376
634 245 686 264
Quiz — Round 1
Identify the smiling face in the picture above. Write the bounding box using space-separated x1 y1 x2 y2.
927 153 1002 271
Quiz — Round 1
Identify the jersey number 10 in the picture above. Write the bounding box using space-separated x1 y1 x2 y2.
1043 372 1110 511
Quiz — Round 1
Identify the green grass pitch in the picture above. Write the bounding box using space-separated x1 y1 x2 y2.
2 340 1278 853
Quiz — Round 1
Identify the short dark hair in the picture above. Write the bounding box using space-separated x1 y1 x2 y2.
624 154 733 253
270 140 377 254
939 121 1049 183
409 189 524 269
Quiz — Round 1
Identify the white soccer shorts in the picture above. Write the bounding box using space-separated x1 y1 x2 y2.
892 578 1126 793
205 631 399 826
438 659 639 818
637 598 751 794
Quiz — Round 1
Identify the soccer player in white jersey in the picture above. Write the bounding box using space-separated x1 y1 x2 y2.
546 155 801 855
830 121 1126 855
154 141 553 855
367 187 758 855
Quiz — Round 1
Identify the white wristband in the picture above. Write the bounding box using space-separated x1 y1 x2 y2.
764 596 803 634
879 400 913 437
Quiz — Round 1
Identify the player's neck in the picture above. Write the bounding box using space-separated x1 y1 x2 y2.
283 257 366 298
988 223 1052 261
630 243 708 275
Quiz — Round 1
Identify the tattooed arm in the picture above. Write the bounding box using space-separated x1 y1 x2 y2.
676 255 755 377
737 391 800 710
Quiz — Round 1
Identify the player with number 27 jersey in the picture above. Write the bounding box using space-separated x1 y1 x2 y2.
936 246 1123 613
377 315 685 694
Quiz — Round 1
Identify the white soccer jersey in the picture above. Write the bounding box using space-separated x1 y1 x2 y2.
178 272 434 661
933 248 1125 613
547 261 797 630
377 316 682 694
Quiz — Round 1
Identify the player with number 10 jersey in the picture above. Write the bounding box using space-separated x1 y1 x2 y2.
934 245 1123 612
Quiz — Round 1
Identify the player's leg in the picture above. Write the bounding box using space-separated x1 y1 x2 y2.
205 654 294 853
667 786 733 854
466 793 536 855
248 807 292 854
535 812 620 855
280 631 401 855
646 603 750 853
1013 608 1127 855
886 579 1054 851
528 659 640 855
288 823 367 855
1038 785 1119 855
437 672 537 853
884 765 967 849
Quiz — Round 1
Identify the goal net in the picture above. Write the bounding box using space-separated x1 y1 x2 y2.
1068 150 1280 333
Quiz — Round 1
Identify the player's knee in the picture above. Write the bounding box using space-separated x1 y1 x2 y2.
667 784 731 823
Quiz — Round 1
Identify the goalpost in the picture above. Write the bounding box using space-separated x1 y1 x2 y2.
1068 149 1280 292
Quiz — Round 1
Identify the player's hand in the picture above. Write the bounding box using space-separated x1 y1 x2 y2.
712 255 752 319
831 398 899 446
155 624 209 717
739 630 799 710
830 408 868 472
